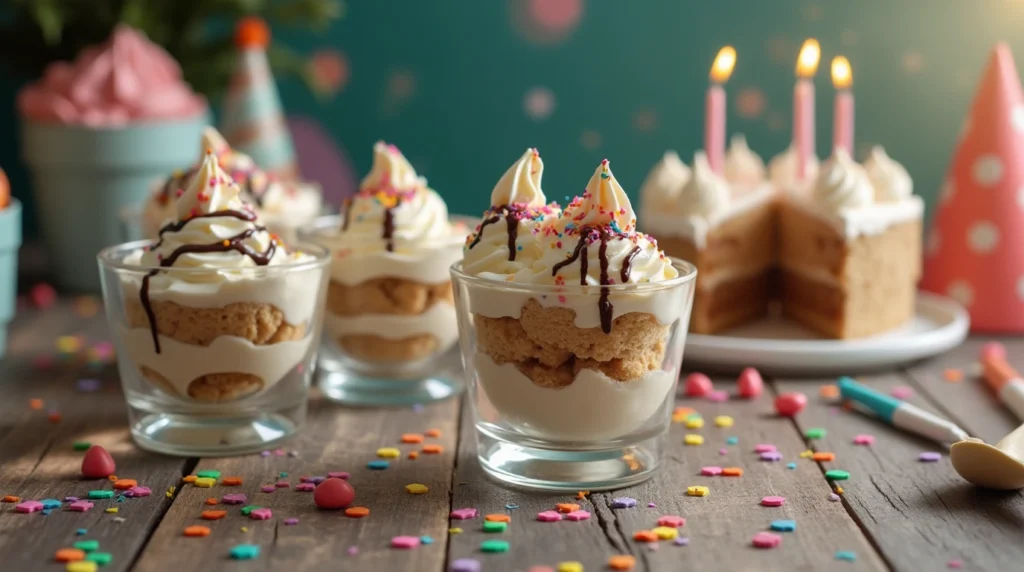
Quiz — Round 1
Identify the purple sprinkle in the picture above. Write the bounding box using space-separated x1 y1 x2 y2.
328 472 350 480
260 486 275 493
347 546 359 556
68 501 94 512
829 493 841 502
706 390 730 402
674 537 690 546
295 483 315 492
76 378 101 392
299 476 314 483
310 476 327 485
647 502 657 508
919 452 942 462
412 404 424 413
284 518 299 525
450 558 481 572
64 496 79 502
222 494 247 504
260 451 272 458
127 486 151 498
275 481 290 488
760 451 783 462
611 497 637 509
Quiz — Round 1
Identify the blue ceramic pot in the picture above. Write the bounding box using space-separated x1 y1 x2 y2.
0 199 22 359
22 115 209 292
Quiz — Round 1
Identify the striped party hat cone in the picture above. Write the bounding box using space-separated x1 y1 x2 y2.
921 43 1024 332
219 16 298 179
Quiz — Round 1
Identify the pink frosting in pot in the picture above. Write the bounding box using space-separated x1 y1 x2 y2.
18 25 207 126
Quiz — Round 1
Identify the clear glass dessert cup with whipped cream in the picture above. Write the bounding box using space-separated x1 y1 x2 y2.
98 150 330 456
452 150 697 491
298 141 469 405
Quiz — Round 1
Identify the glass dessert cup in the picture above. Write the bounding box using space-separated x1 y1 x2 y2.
451 258 697 491
299 215 473 406
98 240 330 456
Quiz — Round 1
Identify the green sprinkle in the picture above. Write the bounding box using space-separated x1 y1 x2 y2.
279 472 288 478
87 490 114 500
367 460 390 470
196 470 221 479
73 441 92 451
805 428 827 440
480 540 510 553
229 544 261 560
73 540 100 552
835 551 857 562
825 470 850 481
86 552 113 565
482 521 507 533
241 505 261 516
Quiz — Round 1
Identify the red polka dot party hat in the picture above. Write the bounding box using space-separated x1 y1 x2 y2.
921 43 1024 332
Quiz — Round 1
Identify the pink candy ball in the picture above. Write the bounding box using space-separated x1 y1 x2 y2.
774 392 807 417
684 373 714 397
313 477 355 510
737 367 764 399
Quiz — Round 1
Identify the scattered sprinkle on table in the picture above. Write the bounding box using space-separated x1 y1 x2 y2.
537 510 561 522
505 503 519 510
327 471 350 479
754 444 776 453
41 498 61 509
450 508 478 519
76 529 87 536
85 552 112 566
835 551 857 562
634 530 657 542
401 433 424 444
761 496 786 507
555 503 579 513
112 479 136 490
425 428 442 437
770 520 796 532
201 510 227 520
813 452 836 462
2 495 20 503
566 510 591 521
240 505 261 516
787 462 797 469
66 562 98 572
687 486 709 497
713 415 734 428
345 507 370 518
826 470 850 480
805 428 827 439
72 540 98 553
405 483 429 494
948 560 963 569
73 442 91 451
611 497 637 508
196 470 221 479
347 546 359 556
103 507 118 514
248 508 272 520
726 436 738 445
183 525 210 537
800 450 813 458
485 513 511 523
674 536 690 546
943 368 964 382
193 478 215 488
919 452 942 462
391 536 421 549
449 527 463 534
55 548 86 562
222 493 247 504
222 476 243 486
557 562 583 572
182 476 197 483
829 493 841 501
420 536 434 544
608 555 636 570
752 531 782 548
480 540 510 553
652 526 678 540
126 486 150 497
87 491 113 500
890 386 914 399
819 384 840 398
275 481 290 488
295 483 315 492
229 544 260 560
261 486 275 493
760 451 783 462
376 447 400 458
700 466 722 476
684 434 704 446
853 434 875 445
707 389 729 402
657 515 685 527
423 444 444 454
204 498 217 505
367 461 390 470
482 521 507 533
722 467 743 477
450 558 481 572
685 417 704 429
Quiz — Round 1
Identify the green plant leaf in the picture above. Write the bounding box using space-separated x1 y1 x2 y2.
30 0 64 45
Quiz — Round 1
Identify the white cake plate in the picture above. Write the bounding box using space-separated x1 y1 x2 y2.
683 292 970 376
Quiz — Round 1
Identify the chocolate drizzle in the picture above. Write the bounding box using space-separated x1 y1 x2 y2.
551 225 616 334
467 216 500 250
140 217 276 354
341 198 353 231
466 205 529 261
383 207 396 252
622 246 641 284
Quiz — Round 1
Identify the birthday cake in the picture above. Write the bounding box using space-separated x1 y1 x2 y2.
640 144 922 339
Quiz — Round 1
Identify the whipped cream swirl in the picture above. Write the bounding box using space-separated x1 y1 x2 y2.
769 145 819 189
863 146 913 203
724 135 766 189
813 149 874 211
339 142 455 253
563 159 637 231
490 148 546 207
639 151 690 214
678 151 730 219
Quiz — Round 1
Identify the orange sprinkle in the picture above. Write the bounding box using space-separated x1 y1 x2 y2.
576 490 589 500
943 368 964 382
55 548 86 562
401 434 424 444
556 503 580 513
836 486 844 494
722 467 744 477
48 412 62 423
841 401 855 412
221 477 243 486
408 451 419 460
183 525 211 537
633 530 658 542
345 506 370 518
201 510 227 520
183 475 198 483
425 428 442 438
3 495 21 503
29 398 43 410
113 479 137 490
608 555 636 570
108 475 118 482
205 498 218 506
812 452 836 462
819 384 840 399
422 444 444 454
485 514 511 523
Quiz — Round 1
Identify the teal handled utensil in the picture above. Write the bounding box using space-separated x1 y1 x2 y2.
838 377 968 445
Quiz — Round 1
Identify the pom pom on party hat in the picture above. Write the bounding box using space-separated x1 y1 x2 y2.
920 43 1024 332
219 17 298 179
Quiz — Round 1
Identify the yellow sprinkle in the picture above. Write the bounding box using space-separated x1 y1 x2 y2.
56 335 82 354
557 562 584 572
684 434 704 446
105 507 118 513
448 527 463 534
687 486 709 497
165 486 176 498
241 527 249 532
714 415 734 428
836 486 844 494
653 526 678 540
685 417 704 429
405 483 429 495
799 450 814 458
194 477 216 488
376 447 400 459
66 562 98 572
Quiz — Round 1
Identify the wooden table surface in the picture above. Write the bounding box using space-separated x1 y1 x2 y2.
1 300 1022 572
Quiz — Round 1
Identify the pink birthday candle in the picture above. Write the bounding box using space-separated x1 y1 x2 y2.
831 56 854 155
705 46 736 175
793 39 820 183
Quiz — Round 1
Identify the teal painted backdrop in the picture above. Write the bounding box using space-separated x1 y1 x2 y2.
5 0 1023 233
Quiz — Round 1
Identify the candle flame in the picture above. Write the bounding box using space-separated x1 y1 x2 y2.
831 56 852 89
710 46 736 84
795 39 821 78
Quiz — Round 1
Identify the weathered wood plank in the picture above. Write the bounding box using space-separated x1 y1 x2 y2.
775 372 1024 572
447 380 886 572
133 394 461 572
0 303 189 572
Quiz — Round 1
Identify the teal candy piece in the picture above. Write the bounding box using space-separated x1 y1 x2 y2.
86 552 113 565
40 499 61 509
835 551 857 562
229 544 261 560
73 539 100 552
0 200 21 360
87 490 114 499
770 520 797 532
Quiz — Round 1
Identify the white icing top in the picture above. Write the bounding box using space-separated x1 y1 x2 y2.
564 159 638 230
863 146 913 203
639 150 690 214
490 148 546 207
724 134 766 189
678 151 731 220
769 145 820 190
812 148 874 212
